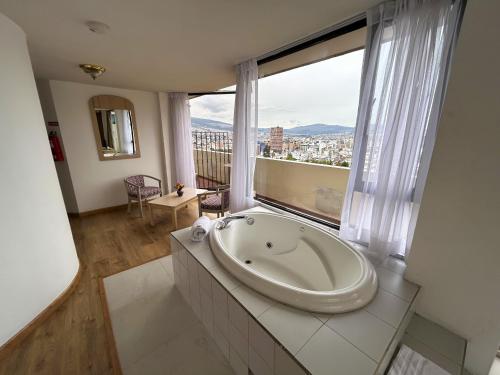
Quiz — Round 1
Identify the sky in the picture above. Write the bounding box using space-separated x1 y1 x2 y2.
190 49 364 129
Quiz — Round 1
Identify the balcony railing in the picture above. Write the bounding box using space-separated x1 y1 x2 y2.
193 136 349 223
193 131 232 189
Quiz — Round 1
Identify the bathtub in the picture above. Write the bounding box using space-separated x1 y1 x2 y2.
209 211 377 313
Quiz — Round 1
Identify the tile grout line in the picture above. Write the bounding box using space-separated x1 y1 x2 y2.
323 318 386 364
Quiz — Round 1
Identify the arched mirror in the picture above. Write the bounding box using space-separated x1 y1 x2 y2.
89 95 141 160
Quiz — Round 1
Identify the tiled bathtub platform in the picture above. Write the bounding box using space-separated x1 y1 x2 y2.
171 228 419 375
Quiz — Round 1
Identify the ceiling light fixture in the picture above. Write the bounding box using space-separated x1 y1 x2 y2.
79 64 106 80
85 20 110 34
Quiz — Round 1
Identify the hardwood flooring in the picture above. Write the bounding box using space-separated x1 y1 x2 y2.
0 202 202 375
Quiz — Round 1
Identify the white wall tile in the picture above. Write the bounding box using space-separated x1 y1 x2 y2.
365 289 409 328
213 326 229 361
187 252 198 276
178 247 188 267
326 309 396 362
212 280 229 313
214 304 229 339
200 288 214 337
229 346 248 375
249 347 273 375
229 297 249 339
275 344 306 375
189 271 201 318
249 318 274 370
198 263 213 295
229 323 249 364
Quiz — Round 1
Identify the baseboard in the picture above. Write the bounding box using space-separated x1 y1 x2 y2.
98 278 123 375
0 260 82 361
72 204 128 218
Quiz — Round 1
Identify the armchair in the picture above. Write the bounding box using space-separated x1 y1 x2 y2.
124 175 162 217
197 184 230 218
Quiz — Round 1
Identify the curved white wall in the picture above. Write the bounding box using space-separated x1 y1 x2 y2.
0 13 79 346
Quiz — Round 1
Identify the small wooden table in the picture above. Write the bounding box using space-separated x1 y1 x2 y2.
148 188 207 229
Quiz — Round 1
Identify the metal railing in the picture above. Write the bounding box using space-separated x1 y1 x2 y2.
192 131 232 189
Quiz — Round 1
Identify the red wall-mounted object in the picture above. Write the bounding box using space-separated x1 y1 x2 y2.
49 133 64 161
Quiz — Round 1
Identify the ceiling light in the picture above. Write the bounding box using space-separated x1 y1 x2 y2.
85 21 110 34
79 64 106 80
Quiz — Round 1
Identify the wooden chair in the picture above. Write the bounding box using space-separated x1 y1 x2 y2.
124 175 162 217
197 184 230 218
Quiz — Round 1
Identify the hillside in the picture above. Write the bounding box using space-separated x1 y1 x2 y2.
191 117 354 135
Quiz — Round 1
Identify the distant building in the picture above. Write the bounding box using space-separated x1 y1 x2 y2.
269 127 284 152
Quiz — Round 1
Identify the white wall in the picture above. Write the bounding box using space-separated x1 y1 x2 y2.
49 80 167 213
405 1 500 374
0 13 79 346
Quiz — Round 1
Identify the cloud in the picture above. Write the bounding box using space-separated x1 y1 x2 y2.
190 49 364 128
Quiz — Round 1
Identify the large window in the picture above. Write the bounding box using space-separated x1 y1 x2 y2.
255 49 364 224
258 49 363 167
190 29 365 225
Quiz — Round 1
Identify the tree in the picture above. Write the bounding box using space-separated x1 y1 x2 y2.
286 153 296 161
263 145 271 158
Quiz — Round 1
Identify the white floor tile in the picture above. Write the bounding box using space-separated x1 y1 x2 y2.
401 334 462 375
259 303 322 355
405 314 466 363
108 286 198 368
326 309 396 362
297 325 377 375
104 260 173 312
124 323 233 375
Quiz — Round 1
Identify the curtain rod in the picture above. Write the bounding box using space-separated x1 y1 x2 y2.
256 14 367 66
188 91 236 97
188 13 367 96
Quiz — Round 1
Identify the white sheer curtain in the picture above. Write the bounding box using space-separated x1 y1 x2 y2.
230 59 259 213
116 109 134 154
168 93 196 188
340 0 463 261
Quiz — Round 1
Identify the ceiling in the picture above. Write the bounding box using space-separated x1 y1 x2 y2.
0 0 377 92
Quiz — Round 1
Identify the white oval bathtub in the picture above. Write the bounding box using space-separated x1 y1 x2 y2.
209 211 377 313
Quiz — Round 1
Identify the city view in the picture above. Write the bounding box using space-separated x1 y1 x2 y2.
190 117 355 167
190 49 363 168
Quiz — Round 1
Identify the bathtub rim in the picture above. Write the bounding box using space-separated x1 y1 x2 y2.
209 211 378 313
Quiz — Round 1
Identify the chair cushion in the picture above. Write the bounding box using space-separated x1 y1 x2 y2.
129 186 161 198
201 192 230 210
125 175 145 196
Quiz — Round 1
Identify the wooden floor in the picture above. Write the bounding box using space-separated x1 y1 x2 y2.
0 202 203 375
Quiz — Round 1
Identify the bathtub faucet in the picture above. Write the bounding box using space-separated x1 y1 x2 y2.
216 215 254 230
